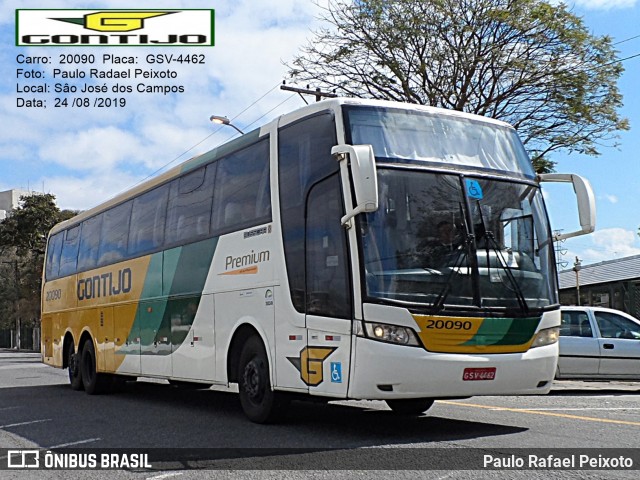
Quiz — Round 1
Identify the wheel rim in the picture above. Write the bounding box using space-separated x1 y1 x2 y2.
242 357 265 405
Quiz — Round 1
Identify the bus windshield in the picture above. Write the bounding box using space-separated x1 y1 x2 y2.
344 105 536 179
359 168 556 314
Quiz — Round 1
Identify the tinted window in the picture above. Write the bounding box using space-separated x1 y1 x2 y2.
560 311 593 338
595 312 640 339
98 201 132 266
59 226 80 277
306 175 351 318
45 232 64 280
278 112 338 312
129 184 169 255
77 214 103 272
212 139 271 234
165 165 215 245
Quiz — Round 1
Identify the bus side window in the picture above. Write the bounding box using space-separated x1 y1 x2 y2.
45 232 64 280
278 112 338 313
98 201 133 266
212 139 270 234
129 184 169 256
165 165 215 246
58 225 80 277
77 214 103 272
305 175 352 318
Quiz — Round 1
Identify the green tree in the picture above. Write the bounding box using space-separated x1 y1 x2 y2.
288 0 628 172
0 194 76 334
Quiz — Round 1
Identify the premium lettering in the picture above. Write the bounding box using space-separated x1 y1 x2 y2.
225 250 270 270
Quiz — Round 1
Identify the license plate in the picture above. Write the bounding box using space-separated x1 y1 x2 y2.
462 367 496 381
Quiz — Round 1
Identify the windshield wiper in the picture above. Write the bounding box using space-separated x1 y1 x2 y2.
476 200 529 314
430 203 473 314
430 243 468 314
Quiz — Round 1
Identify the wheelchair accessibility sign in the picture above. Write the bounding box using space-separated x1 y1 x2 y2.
330 362 342 383
465 179 483 200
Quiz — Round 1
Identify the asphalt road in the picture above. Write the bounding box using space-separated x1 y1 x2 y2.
1 349 639 479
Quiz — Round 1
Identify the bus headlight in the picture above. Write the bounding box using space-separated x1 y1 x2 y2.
363 322 420 346
530 327 560 348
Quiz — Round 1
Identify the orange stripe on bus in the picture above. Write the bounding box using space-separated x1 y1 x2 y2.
219 265 259 275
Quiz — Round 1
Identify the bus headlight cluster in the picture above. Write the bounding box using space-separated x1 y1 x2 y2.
363 322 420 346
530 327 560 348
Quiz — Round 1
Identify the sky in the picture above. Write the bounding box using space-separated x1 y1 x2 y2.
0 0 639 270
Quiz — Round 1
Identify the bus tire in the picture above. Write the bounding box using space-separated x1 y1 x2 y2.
67 344 83 391
80 339 110 395
386 398 434 415
237 336 287 423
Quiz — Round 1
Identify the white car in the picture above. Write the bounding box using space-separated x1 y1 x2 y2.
557 306 640 380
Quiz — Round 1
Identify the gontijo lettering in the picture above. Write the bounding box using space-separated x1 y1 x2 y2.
77 268 132 300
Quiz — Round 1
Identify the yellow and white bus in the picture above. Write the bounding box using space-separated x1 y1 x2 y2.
41 98 595 422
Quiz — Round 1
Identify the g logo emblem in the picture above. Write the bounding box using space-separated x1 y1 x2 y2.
287 347 337 386
84 12 173 32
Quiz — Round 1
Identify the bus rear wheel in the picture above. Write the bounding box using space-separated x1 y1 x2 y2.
237 336 288 423
67 344 83 391
386 398 434 416
80 339 111 395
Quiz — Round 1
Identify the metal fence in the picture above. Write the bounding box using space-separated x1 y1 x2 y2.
0 326 40 351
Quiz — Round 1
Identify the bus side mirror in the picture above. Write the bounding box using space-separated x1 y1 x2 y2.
332 144 379 225
538 173 596 241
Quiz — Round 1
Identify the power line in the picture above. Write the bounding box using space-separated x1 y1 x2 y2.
613 33 640 46
228 82 283 125
119 81 284 194
599 51 640 69
243 93 297 130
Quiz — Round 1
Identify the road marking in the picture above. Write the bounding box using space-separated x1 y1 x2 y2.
521 407 640 411
147 473 184 480
0 419 52 428
438 400 640 426
0 406 21 412
48 438 101 448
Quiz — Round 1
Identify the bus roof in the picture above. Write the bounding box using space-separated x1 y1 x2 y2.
49 97 514 236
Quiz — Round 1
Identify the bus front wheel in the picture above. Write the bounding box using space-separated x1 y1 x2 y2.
237 336 287 423
67 344 83 391
80 339 110 395
386 398 434 416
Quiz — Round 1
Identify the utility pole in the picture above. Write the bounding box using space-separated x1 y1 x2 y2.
3 260 20 349
280 82 337 104
573 256 582 306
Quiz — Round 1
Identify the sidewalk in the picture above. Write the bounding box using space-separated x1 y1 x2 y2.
552 379 640 392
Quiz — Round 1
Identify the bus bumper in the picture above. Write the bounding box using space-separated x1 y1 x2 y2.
348 336 558 399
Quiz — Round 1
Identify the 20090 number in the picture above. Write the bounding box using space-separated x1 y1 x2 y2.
45 289 62 301
426 319 472 330
59 54 95 64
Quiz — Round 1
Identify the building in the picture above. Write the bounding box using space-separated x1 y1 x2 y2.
558 255 640 318
0 189 33 220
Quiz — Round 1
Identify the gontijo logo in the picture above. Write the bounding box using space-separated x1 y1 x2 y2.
16 9 215 46
54 11 174 32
